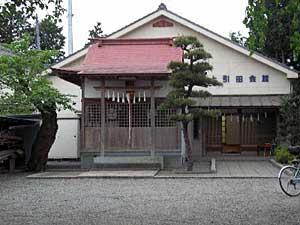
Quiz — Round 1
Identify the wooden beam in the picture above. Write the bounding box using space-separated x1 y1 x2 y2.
81 77 85 151
100 80 105 156
276 110 280 143
150 80 155 157
94 86 161 91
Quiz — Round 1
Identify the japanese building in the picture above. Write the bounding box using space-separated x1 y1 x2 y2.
51 4 299 168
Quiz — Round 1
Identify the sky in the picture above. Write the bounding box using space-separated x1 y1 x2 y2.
59 0 249 54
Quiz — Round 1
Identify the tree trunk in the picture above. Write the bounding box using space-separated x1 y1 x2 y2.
27 110 58 172
182 122 193 171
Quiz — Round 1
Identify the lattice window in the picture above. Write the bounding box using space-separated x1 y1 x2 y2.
155 108 177 127
105 102 129 127
132 103 151 127
84 103 101 127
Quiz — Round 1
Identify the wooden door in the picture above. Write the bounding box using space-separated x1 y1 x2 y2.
223 115 240 153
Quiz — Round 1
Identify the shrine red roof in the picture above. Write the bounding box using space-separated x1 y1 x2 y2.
53 38 182 77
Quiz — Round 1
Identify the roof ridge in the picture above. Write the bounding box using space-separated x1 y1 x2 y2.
89 37 174 46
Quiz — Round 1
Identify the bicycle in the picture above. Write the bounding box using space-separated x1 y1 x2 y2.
278 146 300 197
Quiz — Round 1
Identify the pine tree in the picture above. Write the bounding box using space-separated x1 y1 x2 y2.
161 36 222 171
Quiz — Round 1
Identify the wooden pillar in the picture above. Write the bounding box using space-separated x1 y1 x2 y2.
128 95 133 148
239 110 242 152
150 80 155 157
81 77 85 150
276 110 281 144
9 156 15 173
199 116 203 157
100 80 105 156
202 116 207 157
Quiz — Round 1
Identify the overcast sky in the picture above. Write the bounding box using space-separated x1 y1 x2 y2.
60 0 249 53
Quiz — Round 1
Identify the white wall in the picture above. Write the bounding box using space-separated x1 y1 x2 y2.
48 118 79 159
48 76 81 118
84 78 102 98
48 76 81 159
121 18 291 95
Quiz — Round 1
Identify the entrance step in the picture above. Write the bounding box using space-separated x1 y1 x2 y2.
94 156 163 169
174 158 215 174
192 160 212 173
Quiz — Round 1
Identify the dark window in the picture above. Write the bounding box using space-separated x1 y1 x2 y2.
249 75 256 82
223 75 229 83
262 75 269 82
125 80 135 87
236 76 243 83
193 118 199 139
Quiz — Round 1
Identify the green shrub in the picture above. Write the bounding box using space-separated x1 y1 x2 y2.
274 146 293 164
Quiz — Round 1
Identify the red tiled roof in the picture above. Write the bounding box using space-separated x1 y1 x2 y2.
53 38 182 76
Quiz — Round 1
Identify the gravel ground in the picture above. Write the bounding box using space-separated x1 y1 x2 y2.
1 173 300 225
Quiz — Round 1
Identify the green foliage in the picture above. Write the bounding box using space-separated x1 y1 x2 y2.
36 15 65 62
279 80 300 145
229 31 247 47
0 35 73 115
0 3 32 43
243 0 300 70
85 22 106 47
192 108 222 119
275 146 294 164
161 36 222 123
243 1 300 144
89 22 106 38
0 0 65 44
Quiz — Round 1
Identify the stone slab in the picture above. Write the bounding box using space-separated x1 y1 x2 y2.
157 160 280 178
27 170 159 179
27 160 280 179
27 171 83 179
78 170 159 178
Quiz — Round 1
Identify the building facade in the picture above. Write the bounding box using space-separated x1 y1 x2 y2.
51 4 298 168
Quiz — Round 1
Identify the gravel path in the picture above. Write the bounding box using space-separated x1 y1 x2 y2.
1 173 300 225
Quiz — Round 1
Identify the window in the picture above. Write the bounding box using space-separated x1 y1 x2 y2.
105 103 129 127
249 75 256 82
85 103 101 127
193 118 199 139
125 80 135 87
223 75 230 83
155 108 177 127
236 76 243 83
262 75 269 82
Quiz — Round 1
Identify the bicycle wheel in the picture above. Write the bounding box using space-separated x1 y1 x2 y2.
278 166 300 197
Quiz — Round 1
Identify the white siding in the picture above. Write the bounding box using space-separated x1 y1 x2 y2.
48 76 81 159
48 119 79 159
121 19 291 95
48 76 81 118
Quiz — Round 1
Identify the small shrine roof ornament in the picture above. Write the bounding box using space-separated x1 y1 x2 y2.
158 3 167 10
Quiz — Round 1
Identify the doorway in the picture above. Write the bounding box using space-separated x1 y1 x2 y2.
222 115 241 153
